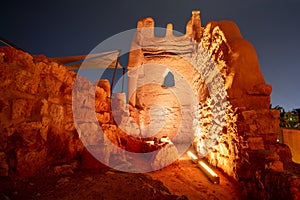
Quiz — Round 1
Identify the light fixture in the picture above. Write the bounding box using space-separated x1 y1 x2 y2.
187 151 198 163
198 160 220 184
145 141 154 145
187 150 220 184
160 136 171 144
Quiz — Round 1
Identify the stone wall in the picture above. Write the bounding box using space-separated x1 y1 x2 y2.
0 47 81 176
0 47 119 177
1 11 299 199
0 46 164 176
127 11 300 199
127 15 207 146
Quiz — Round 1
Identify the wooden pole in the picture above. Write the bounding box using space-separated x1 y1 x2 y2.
111 50 121 95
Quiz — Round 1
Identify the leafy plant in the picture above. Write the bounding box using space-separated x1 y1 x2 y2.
271 105 300 128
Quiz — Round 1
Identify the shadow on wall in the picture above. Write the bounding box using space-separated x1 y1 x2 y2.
280 128 300 164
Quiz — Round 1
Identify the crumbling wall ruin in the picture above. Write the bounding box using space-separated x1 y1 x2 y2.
0 47 122 176
0 46 175 176
127 11 299 199
0 47 81 176
0 10 299 199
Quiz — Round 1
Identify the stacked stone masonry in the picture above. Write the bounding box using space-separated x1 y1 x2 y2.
0 47 170 176
0 47 119 176
127 11 300 200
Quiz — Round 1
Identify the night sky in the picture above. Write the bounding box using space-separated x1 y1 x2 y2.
1 0 299 110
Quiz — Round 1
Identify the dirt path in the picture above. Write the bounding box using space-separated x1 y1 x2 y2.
0 152 244 200
148 152 244 200
0 168 186 200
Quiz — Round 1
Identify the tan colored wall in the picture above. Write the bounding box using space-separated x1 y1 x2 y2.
282 128 300 163
127 17 204 145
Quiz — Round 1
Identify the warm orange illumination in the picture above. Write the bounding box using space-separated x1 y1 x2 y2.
198 161 220 184
160 136 172 144
187 151 198 163
199 161 218 177
146 141 154 145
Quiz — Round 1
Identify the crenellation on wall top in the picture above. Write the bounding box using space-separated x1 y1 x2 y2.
187 10 202 42
137 17 155 28
166 23 173 36
136 11 202 41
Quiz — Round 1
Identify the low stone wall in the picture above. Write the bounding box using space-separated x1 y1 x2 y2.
282 128 300 164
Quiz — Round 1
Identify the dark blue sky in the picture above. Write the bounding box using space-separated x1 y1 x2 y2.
1 0 299 110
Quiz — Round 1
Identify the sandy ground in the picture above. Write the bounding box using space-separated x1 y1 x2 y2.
0 169 186 200
148 152 244 200
0 151 244 200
